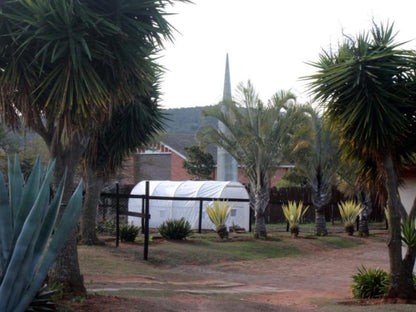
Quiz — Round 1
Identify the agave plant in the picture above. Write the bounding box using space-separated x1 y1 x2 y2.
0 156 83 312
282 201 309 237
206 201 234 239
338 201 364 235
401 217 416 249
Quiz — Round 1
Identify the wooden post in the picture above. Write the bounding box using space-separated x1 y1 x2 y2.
116 183 120 248
144 181 150 260
198 200 203 234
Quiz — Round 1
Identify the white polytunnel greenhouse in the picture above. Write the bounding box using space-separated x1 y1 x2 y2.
128 180 250 230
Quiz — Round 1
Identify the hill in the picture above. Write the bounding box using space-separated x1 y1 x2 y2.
162 105 218 135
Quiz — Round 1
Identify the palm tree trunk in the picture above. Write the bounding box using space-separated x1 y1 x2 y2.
384 153 416 299
252 189 268 239
358 193 372 237
315 206 328 236
80 165 104 245
48 135 87 295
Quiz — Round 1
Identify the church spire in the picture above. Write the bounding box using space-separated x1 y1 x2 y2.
223 53 232 102
216 54 238 182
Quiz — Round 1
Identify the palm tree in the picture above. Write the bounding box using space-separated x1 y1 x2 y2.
0 0 180 294
286 109 340 235
197 81 307 238
80 90 165 245
307 22 416 298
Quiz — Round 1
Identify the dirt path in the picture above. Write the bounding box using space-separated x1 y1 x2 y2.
77 236 393 311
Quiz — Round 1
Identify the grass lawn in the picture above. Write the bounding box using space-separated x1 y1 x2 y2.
65 224 415 312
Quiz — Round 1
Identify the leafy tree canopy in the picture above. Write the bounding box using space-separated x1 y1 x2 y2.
182 145 214 180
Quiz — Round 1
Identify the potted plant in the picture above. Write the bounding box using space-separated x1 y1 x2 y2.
338 201 364 235
282 201 309 237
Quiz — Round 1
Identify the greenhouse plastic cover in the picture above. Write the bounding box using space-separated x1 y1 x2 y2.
128 180 250 230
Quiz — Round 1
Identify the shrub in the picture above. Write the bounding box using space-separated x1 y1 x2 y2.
206 201 234 239
120 223 140 242
96 220 115 235
158 218 192 240
338 201 364 235
351 266 389 299
281 201 309 237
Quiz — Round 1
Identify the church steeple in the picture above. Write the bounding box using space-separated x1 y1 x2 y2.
216 54 238 182
223 54 232 102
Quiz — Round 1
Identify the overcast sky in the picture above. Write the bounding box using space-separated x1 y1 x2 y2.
158 0 416 109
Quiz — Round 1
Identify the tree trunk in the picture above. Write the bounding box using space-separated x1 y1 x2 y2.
48 134 87 295
80 165 105 245
312 167 330 236
251 188 268 239
384 153 416 299
359 193 372 237
315 206 328 236
254 209 267 239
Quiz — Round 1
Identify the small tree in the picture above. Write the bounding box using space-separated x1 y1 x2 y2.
182 145 214 180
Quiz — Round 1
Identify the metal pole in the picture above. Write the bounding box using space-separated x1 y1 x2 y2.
198 200 203 234
116 183 120 248
249 207 252 232
141 197 145 234
144 181 150 260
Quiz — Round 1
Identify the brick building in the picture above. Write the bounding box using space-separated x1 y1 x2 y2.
119 134 291 186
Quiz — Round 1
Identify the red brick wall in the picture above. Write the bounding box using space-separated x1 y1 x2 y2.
170 152 193 181
237 167 289 188
118 156 136 184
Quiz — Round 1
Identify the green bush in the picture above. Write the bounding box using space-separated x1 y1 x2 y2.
351 266 389 299
96 220 115 235
158 218 192 240
120 223 140 242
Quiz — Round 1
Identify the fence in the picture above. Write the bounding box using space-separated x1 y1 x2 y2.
266 186 384 223
97 184 384 259
265 186 345 224
98 182 250 261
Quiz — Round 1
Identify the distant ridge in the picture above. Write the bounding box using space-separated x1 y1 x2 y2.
162 105 218 135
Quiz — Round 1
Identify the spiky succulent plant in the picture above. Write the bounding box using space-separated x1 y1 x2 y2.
0 156 83 312
206 201 234 239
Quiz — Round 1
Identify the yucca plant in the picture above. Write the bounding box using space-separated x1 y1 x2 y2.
206 201 234 239
158 218 192 240
338 201 364 235
282 201 309 237
0 156 83 312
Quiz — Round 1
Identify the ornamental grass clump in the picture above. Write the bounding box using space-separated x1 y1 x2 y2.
206 201 234 239
120 223 140 242
338 201 364 235
351 266 390 299
158 218 192 240
282 201 309 237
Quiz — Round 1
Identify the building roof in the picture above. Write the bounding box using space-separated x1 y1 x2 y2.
160 134 218 163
